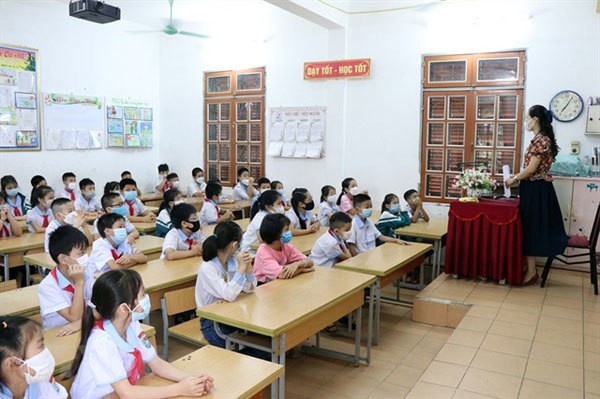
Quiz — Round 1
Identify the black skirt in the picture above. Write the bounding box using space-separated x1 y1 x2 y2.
519 179 568 257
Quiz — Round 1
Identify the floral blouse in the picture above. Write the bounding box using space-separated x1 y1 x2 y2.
524 134 553 181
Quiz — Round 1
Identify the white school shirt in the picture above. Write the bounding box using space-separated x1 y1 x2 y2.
318 201 339 227
56 187 79 201
310 230 347 268
285 208 317 230
0 220 14 238
38 267 89 330
25 206 54 233
347 215 382 254
124 198 147 217
187 180 207 197
241 210 267 250
44 220 61 252
92 216 136 236
74 193 102 213
70 320 156 399
0 379 67 399
153 176 166 192
403 204 425 220
233 182 258 201
199 199 219 226
160 228 204 259
88 237 134 276
195 256 256 307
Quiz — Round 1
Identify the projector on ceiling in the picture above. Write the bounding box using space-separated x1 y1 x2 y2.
69 0 120 24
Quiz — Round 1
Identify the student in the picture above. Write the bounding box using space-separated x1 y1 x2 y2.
310 211 353 268
89 213 147 277
336 177 367 214
254 214 314 283
119 173 142 196
39 225 90 330
1 175 29 218
74 178 102 215
120 178 156 223
270 180 290 210
376 193 411 238
347 194 407 256
155 189 182 238
187 167 207 198
161 203 204 260
286 188 320 236
232 167 258 201
103 181 121 196
250 177 272 210
70 270 213 399
0 315 68 398
241 190 284 250
44 198 93 252
0 201 22 238
25 185 55 233
318 185 340 227
153 163 170 193
92 193 140 243
56 172 78 201
165 173 180 192
199 182 233 226
403 189 430 223
29 175 46 205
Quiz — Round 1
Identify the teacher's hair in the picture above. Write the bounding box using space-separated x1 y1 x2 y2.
528 105 559 159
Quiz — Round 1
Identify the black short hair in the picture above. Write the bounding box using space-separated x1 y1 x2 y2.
50 198 71 216
205 182 222 199
259 214 291 244
30 175 45 187
171 203 197 229
79 178 94 190
49 225 88 263
62 172 76 181
207 179 221 185
192 167 203 177
121 171 131 178
30 185 54 208
97 213 125 238
353 193 371 207
101 192 123 210
166 173 178 180
270 180 282 190
158 164 169 173
256 177 271 187
119 178 137 190
237 167 249 178
104 181 120 195
330 211 352 229
403 189 418 202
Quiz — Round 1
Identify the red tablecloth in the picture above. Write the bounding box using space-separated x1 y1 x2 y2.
445 198 523 285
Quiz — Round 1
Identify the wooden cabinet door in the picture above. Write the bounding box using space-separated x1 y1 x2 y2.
571 179 600 254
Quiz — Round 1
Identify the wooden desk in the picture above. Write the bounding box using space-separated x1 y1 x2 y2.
336 242 432 344
0 233 45 282
203 218 251 236
147 205 159 214
184 197 204 212
140 192 164 202
133 222 157 235
46 323 156 376
395 218 448 279
0 284 39 316
197 267 375 398
219 200 252 218
138 346 283 399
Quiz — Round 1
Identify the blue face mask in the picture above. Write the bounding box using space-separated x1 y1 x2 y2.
6 188 18 197
112 205 128 217
112 227 127 245
123 191 137 201
129 295 151 322
389 204 400 214
281 231 292 244
361 208 373 218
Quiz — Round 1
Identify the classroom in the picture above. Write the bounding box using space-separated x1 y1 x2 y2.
0 0 599 398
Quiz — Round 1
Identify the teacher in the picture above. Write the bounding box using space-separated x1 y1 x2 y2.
504 105 568 286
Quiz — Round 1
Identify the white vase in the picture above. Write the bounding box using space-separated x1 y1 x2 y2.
467 188 483 198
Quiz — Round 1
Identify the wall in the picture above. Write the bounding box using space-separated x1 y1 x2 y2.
0 1 161 193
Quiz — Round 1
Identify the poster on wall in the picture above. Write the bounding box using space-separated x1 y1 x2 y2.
42 93 104 150
106 97 153 148
267 107 325 159
0 44 41 151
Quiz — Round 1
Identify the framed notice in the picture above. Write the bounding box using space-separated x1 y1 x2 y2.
106 97 153 148
267 107 325 159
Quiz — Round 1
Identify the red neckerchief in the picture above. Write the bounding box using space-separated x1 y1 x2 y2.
328 229 347 262
41 215 49 228
126 201 135 216
186 238 194 250
50 268 74 294
94 320 145 385
205 198 220 218
0 224 10 238
111 249 122 260
65 189 75 201
11 206 21 217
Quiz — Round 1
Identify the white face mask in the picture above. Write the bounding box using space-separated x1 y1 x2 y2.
174 200 184 205
343 231 352 241
196 177 205 185
171 181 180 188
273 205 285 214
349 187 360 196
276 189 285 196
327 194 337 204
76 253 89 268
241 179 250 186
63 211 78 225
13 347 56 385
67 182 77 191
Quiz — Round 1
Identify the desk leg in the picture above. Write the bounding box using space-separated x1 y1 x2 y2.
367 284 374 364
432 240 441 280
25 261 30 286
1 254 8 283
273 334 285 399
374 277 381 346
354 304 362 367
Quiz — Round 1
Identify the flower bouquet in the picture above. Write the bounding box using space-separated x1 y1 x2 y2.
453 168 497 198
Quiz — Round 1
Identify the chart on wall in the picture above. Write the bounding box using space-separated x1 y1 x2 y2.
267 107 325 159
106 97 153 148
42 93 104 150
0 44 41 151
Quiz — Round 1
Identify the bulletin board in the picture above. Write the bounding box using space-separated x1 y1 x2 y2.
106 97 153 148
43 93 104 150
267 107 325 159
0 44 41 151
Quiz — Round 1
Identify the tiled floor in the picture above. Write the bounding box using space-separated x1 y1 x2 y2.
160 267 599 399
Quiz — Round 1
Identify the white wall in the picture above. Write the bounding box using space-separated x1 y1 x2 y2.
0 1 161 193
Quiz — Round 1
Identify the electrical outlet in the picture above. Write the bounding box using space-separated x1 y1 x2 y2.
586 104 600 134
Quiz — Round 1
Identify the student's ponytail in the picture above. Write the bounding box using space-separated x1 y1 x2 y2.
337 177 354 206
253 190 280 220
381 193 398 214
202 221 242 261
528 105 559 159
320 185 334 203
159 189 180 213
70 306 95 378
30 185 53 208
291 188 308 229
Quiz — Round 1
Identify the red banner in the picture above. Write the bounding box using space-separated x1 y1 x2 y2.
304 59 371 80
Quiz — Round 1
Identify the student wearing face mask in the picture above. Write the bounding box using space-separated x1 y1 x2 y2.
0 316 68 399
1 175 30 218
318 185 340 227
154 163 170 193
44 198 93 252
270 180 290 210
232 167 259 201
254 214 314 284
38 225 91 331
242 190 284 250
199 183 233 226
92 193 140 242
187 167 207 198
71 269 213 399
120 178 156 223
25 185 55 233
336 177 368 215
88 213 147 280
310 211 353 268
286 188 320 237
161 203 204 260
103 181 121 196
74 178 102 216
0 199 22 238
250 177 272 208
56 172 78 201
165 173 180 192
155 189 183 238
376 193 412 239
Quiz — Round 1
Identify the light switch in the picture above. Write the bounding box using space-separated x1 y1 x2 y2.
586 105 600 134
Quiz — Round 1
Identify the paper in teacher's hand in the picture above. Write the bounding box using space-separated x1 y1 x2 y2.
502 165 511 198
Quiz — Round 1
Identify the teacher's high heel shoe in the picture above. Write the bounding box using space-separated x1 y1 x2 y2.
523 273 539 286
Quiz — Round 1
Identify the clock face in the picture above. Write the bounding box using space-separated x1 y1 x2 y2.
549 90 584 122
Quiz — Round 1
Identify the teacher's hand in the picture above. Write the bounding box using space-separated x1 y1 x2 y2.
504 177 517 187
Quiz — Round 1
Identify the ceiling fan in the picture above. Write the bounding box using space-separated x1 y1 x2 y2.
129 0 209 39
